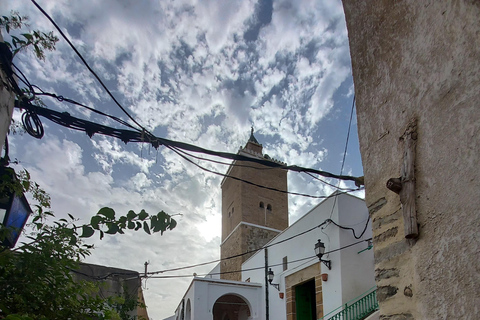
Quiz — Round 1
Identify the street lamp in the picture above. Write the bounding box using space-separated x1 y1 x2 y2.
0 168 32 248
267 268 280 291
314 239 331 270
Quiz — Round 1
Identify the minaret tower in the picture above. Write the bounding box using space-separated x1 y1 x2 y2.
220 128 288 281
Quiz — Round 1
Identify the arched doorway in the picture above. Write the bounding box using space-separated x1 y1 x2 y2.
213 294 251 320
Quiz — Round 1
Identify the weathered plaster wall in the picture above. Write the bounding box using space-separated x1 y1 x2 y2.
342 1 480 319
0 33 15 152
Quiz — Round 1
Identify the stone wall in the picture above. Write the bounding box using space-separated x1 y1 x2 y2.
220 223 280 281
221 159 288 241
342 1 480 319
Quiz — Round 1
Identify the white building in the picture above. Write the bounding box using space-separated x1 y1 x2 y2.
169 193 377 320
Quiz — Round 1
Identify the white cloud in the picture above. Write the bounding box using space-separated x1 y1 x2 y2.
4 1 362 318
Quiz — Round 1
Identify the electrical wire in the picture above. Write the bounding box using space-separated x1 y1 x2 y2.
167 145 335 199
325 216 370 240
147 238 371 279
9 2 364 186
30 0 150 135
21 110 44 138
329 95 357 219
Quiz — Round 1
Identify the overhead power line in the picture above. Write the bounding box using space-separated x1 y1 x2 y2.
26 0 363 187
146 214 370 276
30 0 148 134
148 238 371 279
15 100 364 186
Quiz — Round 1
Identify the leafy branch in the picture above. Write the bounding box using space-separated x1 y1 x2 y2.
0 11 58 60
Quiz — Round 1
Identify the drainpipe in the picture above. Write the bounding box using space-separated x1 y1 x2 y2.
264 248 269 320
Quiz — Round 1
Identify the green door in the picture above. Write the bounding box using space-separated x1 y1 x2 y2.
295 279 316 320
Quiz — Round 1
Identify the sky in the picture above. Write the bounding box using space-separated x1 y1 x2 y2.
3 0 364 318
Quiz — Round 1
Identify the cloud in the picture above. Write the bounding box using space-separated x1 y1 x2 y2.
5 1 362 318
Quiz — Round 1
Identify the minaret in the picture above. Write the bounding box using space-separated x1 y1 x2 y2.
220 128 288 281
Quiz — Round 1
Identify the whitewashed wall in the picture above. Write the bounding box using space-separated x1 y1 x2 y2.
241 193 374 320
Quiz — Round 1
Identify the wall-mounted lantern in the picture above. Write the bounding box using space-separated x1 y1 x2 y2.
267 268 280 291
314 239 332 270
0 168 33 248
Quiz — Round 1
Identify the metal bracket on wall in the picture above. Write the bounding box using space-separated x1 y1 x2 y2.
386 118 419 240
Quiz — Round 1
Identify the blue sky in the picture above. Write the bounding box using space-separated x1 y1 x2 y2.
4 0 363 318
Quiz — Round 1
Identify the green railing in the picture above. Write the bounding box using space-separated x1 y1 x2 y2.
320 287 379 320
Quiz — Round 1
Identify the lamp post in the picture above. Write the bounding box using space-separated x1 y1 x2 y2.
314 239 332 270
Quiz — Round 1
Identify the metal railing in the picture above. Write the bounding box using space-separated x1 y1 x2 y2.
320 287 379 320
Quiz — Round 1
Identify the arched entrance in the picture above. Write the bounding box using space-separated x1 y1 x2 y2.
213 294 251 320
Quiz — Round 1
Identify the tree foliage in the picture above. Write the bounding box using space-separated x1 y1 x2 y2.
0 11 58 60
0 168 176 319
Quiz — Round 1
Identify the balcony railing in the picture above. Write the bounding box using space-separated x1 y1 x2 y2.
320 287 379 320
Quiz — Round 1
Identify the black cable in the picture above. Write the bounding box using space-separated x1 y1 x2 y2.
148 218 331 275
168 145 332 199
340 95 356 179
172 147 363 193
21 110 44 139
147 238 371 279
329 95 357 219
325 215 370 240
14 101 364 186
30 0 151 136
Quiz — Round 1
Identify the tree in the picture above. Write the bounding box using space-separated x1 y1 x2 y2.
0 168 177 320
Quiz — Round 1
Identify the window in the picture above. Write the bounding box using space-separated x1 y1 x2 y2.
267 204 272 211
228 211 231 217
259 202 264 208
283 256 288 271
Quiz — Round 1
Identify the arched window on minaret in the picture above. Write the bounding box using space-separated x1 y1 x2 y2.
259 202 264 209
267 204 272 212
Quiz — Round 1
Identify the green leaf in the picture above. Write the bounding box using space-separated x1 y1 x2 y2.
105 223 119 235
127 221 135 229
135 221 142 231
143 221 151 235
80 226 95 238
169 219 177 230
90 215 102 230
138 209 148 220
22 33 33 41
126 210 136 221
68 213 75 220
97 207 115 220
100 230 104 240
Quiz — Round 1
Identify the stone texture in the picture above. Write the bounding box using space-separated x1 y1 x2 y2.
374 227 398 243
380 314 414 320
377 286 398 303
343 0 480 318
375 268 400 281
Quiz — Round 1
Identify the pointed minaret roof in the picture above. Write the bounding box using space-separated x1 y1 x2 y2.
248 126 260 145
242 126 263 155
